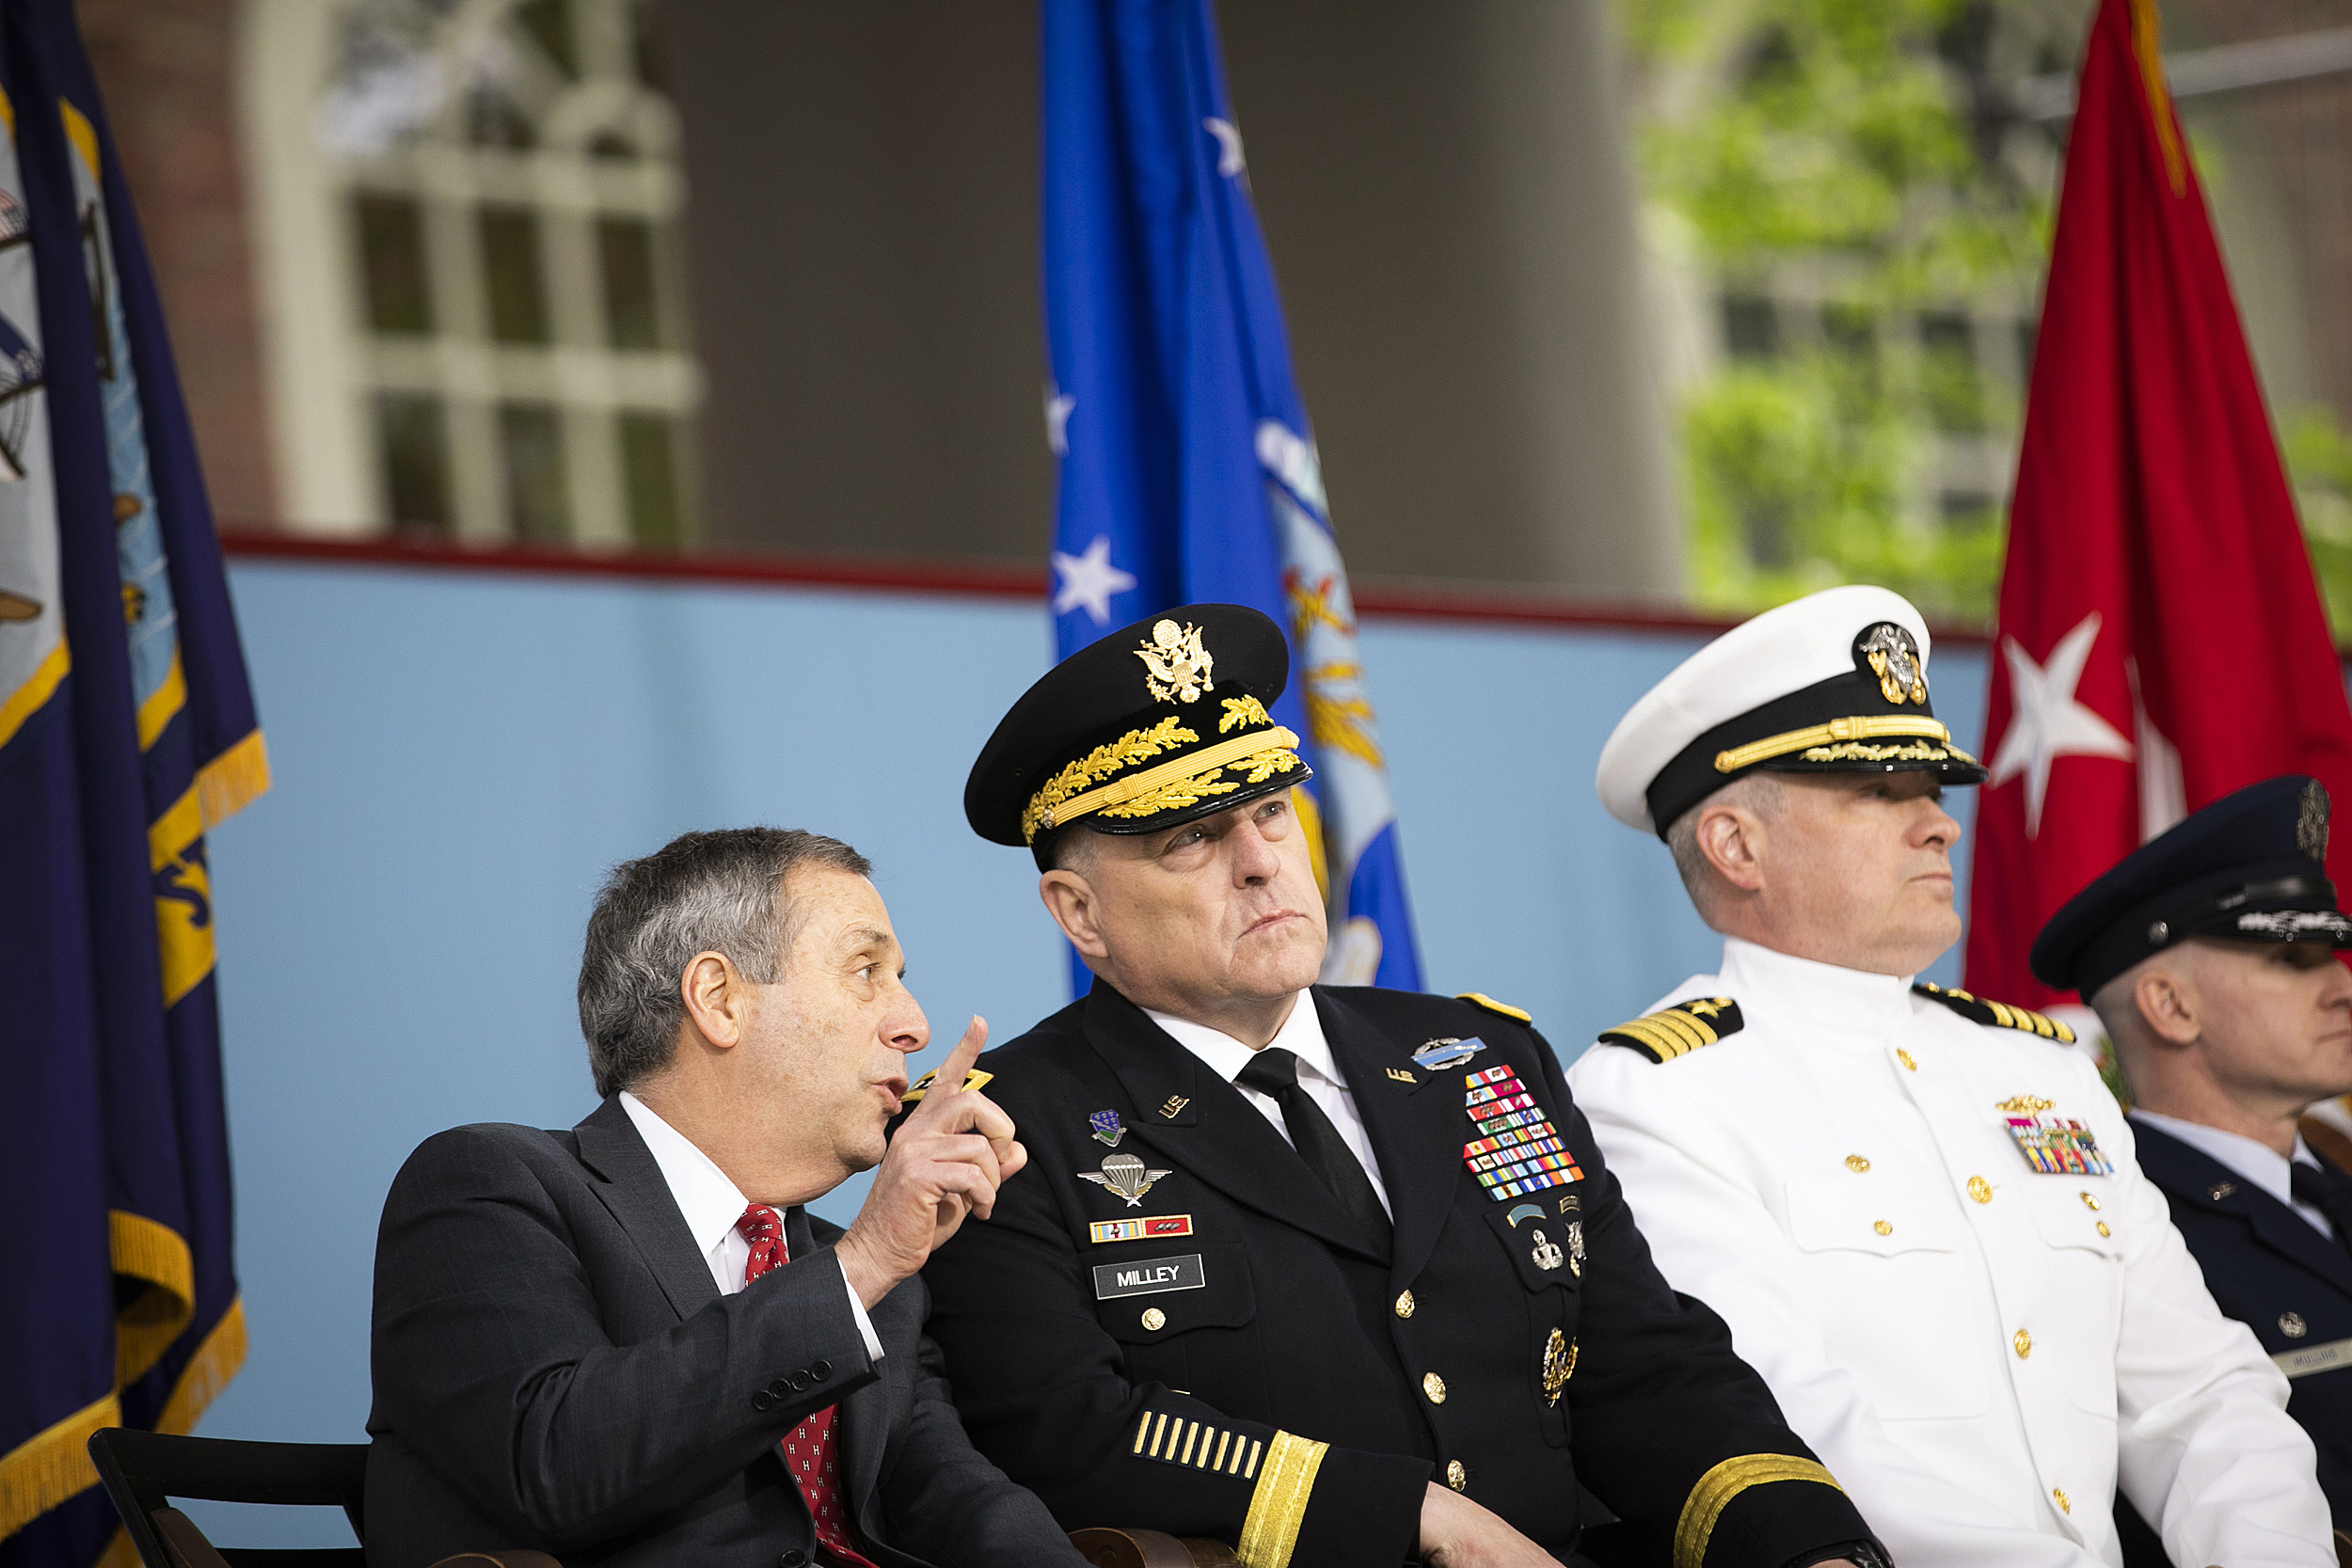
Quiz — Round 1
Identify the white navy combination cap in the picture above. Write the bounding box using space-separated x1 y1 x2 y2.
1596 584 1987 839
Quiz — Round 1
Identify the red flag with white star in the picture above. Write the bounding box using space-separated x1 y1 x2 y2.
1963 0 2352 1006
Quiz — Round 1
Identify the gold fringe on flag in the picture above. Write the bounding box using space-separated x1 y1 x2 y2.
195 729 270 830
109 1211 195 1389
0 1392 121 1542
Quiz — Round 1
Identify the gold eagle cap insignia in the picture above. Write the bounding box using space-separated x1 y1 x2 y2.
1857 622 1929 705
1136 619 1215 704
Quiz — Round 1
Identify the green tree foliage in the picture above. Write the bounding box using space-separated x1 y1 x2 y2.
1622 0 2078 621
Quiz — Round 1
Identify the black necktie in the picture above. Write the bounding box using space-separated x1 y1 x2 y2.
1234 1046 1391 1257
2291 1160 2352 1252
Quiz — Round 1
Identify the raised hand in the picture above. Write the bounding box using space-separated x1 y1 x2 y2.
834 1019 1026 1307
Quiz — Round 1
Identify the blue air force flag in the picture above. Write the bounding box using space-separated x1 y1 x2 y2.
0 3 264 1563
1040 0 1421 988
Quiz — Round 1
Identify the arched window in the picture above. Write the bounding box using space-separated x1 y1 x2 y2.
244 0 699 544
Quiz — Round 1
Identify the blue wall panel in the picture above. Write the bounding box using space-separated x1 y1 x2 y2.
183 560 1988 1541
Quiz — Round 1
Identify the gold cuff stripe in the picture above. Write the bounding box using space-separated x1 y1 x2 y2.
1714 716 1952 774
1672 1455 1845 1568
1030 726 1300 839
1235 1431 1327 1568
1134 1409 1261 1475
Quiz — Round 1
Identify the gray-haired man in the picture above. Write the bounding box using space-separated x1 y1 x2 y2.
364 828 1087 1568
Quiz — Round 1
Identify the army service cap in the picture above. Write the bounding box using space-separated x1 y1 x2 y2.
965 603 1311 863
2031 774 2352 999
1596 584 1986 839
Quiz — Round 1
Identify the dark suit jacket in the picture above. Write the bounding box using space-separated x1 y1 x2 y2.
918 982 1879 1568
365 1097 1087 1568
2130 1115 2352 1525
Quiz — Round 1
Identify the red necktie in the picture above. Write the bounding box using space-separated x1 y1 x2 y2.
738 1205 879 1568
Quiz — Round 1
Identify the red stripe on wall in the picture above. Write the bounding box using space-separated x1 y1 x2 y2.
214 528 1995 647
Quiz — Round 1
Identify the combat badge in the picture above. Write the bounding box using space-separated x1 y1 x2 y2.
1995 1096 2115 1177
1541 1329 1577 1408
1081 1151 1173 1207
1463 1065 1584 1199
1413 1037 1486 1071
1090 1109 1126 1148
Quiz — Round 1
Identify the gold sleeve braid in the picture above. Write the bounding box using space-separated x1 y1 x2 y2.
1672 1455 1846 1568
1233 1430 1327 1568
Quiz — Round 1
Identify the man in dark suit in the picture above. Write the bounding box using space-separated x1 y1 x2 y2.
918 605 1887 1568
366 828 1089 1568
2034 775 2352 1534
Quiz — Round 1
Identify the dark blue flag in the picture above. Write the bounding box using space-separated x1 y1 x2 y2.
0 3 265 1562
1040 0 1422 990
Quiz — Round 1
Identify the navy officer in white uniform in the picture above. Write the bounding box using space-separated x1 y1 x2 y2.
1565 585 2331 1568
2033 774 2352 1544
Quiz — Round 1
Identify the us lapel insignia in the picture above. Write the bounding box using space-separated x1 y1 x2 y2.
1541 1329 1576 1408
1079 1151 1173 1208
1994 1096 2114 1176
1413 1037 1486 1071
1159 1095 1190 1119
1385 1067 1416 1085
1462 1065 1583 1199
1089 1109 1126 1148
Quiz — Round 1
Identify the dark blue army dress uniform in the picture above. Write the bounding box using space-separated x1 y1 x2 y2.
917 603 1884 1568
2034 772 2352 1539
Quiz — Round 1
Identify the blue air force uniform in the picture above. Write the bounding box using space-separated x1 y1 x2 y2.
923 604 1883 1568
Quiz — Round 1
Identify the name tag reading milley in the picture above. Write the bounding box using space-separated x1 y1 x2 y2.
1092 1252 1206 1300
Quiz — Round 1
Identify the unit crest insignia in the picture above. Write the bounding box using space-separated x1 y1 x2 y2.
1597 997 1743 1063
1089 1109 1126 1147
1136 619 1215 703
1913 981 2075 1041
1541 1329 1576 1408
1080 1151 1173 1207
1856 622 1929 705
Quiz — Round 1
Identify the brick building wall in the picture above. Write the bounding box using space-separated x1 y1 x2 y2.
76 0 276 527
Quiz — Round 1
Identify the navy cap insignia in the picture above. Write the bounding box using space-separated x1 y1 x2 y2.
1089 1109 1125 1147
1079 1152 1173 1207
1413 1037 1486 1070
1857 622 1928 705
2302 778 2331 861
1136 619 1215 704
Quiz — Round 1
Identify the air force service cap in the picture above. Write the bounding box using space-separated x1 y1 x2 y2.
965 603 1311 866
2030 774 2352 999
1597 584 1986 838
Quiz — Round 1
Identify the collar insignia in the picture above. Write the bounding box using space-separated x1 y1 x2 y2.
1136 619 1215 704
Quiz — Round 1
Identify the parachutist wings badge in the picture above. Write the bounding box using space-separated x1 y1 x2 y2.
1079 1151 1173 1207
1136 619 1215 704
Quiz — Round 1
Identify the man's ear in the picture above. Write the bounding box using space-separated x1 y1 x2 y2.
679 950 752 1050
1695 801 1767 895
2133 963 2201 1048
1039 870 1111 960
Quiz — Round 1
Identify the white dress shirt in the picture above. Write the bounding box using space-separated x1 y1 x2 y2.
2131 1108 2336 1238
619 1091 882 1359
1145 990 1392 1217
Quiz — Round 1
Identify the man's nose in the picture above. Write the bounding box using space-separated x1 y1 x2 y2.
885 988 930 1055
1915 796 1963 848
1232 816 1281 882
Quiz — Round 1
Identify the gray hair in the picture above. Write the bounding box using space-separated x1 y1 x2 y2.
577 827 872 1098
1664 772 1786 920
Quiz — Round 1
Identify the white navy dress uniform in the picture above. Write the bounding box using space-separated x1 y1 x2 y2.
1566 585 2331 1568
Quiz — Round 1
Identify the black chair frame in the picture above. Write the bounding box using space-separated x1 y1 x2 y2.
86 1427 368 1567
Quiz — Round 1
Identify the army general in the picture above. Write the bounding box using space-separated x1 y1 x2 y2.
1566 585 2330 1568
915 605 1886 1568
